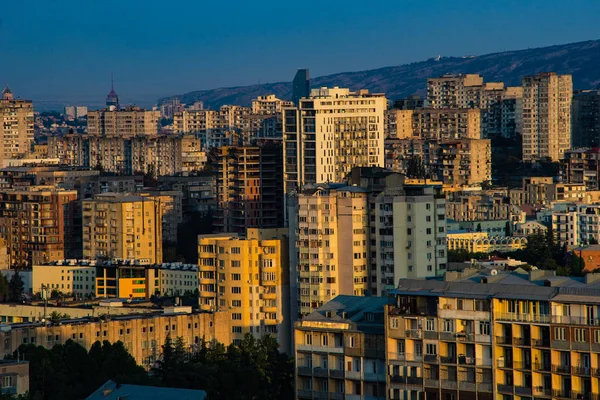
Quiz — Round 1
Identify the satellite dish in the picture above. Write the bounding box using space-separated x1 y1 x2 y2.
490 269 498 276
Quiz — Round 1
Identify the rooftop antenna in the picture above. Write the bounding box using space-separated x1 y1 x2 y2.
111 72 114 91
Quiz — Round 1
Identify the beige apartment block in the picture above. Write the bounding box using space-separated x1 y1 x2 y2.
510 177 587 206
522 72 572 162
0 87 34 164
82 193 163 264
388 108 482 140
87 106 160 136
0 187 78 267
288 184 370 317
283 87 386 192
384 138 491 187
0 310 231 369
197 228 290 352
251 94 293 115
32 264 96 298
427 74 485 108
138 191 183 244
430 139 491 186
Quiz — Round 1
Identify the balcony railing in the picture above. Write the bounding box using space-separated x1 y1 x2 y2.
512 336 530 346
497 384 513 394
424 354 439 363
552 364 571 374
515 386 532 396
496 359 512 368
440 356 456 364
572 366 591 376
459 381 476 391
424 378 439 387
532 338 550 347
513 361 532 370
495 336 512 345
533 362 551 372
477 383 492 392
533 386 552 397
405 329 422 339
441 380 457 390
457 355 475 365
496 312 550 323
390 376 423 386
552 315 600 326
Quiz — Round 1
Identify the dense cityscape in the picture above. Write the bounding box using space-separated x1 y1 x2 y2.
5 24 600 400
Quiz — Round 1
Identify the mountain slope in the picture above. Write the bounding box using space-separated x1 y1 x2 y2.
164 40 600 108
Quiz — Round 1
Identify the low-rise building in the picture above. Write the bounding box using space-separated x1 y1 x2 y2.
0 309 231 369
0 360 29 396
294 295 389 400
447 230 527 253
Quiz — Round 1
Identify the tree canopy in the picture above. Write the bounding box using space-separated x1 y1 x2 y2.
153 333 294 400
12 340 148 400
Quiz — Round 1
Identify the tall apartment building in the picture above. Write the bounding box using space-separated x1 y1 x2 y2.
0 86 34 164
82 193 163 264
358 169 447 295
251 94 293 115
552 203 600 247
173 109 219 133
385 269 600 400
426 74 522 138
501 86 523 140
138 191 183 244
572 90 600 148
211 145 284 234
197 228 290 351
385 138 491 186
509 177 586 207
173 105 252 134
388 108 482 140
427 74 486 108
48 134 202 176
87 106 160 136
288 184 370 317
564 148 600 190
446 190 525 222
0 187 78 267
294 295 389 400
522 72 573 162
283 87 386 193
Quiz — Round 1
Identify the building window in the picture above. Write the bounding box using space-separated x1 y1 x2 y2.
575 328 587 342
443 319 454 332
478 321 490 336
425 343 437 355
554 327 566 341
426 319 435 331
305 333 312 345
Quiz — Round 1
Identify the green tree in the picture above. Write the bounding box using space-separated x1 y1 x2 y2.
504 221 511 237
0 274 9 302
476 223 482 232
8 271 24 302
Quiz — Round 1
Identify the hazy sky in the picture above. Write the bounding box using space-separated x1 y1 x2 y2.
2 0 600 106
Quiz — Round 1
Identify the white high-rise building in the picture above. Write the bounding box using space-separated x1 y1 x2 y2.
283 87 386 193
522 72 572 162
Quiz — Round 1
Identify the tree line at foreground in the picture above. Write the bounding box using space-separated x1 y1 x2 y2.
7 333 294 400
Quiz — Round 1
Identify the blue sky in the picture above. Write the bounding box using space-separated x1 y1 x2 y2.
1 0 600 105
